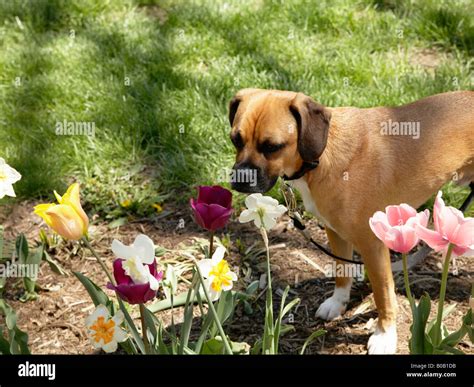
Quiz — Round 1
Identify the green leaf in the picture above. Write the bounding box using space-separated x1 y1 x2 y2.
149 291 194 313
438 309 472 349
246 280 259 295
141 306 158 354
10 327 30 354
0 335 11 354
201 337 250 355
300 329 326 355
210 290 235 337
426 303 456 332
409 293 432 354
21 244 44 301
0 300 30 354
108 217 128 229
15 234 29 264
73 272 110 307
274 286 300 352
43 250 68 276
116 298 146 355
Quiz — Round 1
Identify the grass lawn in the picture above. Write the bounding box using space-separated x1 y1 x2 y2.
0 0 473 217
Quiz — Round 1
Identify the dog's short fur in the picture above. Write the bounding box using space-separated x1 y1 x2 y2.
229 88 474 353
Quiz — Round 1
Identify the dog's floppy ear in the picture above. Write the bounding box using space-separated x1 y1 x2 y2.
290 93 331 162
229 96 241 127
229 88 263 127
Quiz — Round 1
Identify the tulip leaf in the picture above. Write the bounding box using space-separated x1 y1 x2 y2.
409 293 432 354
426 303 456 332
73 271 110 307
0 335 11 354
15 233 29 264
0 299 30 355
43 250 68 276
149 291 195 313
438 309 472 349
21 244 44 302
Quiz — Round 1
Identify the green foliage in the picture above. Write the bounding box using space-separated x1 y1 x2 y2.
0 299 30 354
409 293 473 354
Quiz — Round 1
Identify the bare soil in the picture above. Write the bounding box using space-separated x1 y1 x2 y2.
0 200 472 354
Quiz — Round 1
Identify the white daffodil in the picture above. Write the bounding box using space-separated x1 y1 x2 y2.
0 158 21 199
197 246 237 301
238 193 287 230
111 234 159 291
85 304 127 353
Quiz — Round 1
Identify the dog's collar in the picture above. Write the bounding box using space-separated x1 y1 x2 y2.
282 160 319 181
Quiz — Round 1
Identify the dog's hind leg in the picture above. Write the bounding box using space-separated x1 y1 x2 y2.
315 228 353 321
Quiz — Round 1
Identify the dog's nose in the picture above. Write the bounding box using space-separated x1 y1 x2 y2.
230 162 260 193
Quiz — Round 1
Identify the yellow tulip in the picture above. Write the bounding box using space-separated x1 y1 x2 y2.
34 183 89 240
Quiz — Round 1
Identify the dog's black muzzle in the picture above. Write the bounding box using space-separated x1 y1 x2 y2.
230 161 278 193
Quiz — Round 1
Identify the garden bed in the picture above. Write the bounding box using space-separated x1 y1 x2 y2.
1 200 472 355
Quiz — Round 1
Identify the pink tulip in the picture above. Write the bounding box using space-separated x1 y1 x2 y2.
369 204 430 253
416 191 474 257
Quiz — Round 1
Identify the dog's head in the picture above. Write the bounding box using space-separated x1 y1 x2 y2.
229 88 331 193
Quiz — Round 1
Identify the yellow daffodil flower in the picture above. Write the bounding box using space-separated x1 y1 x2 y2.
197 246 237 301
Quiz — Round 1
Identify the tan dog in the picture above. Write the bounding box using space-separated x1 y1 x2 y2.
229 88 474 354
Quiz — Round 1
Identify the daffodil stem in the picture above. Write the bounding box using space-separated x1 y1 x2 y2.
260 227 274 354
402 253 414 309
82 237 115 285
194 265 233 355
139 304 151 354
434 243 454 346
209 232 214 258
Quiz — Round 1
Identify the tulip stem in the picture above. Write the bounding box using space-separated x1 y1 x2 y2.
194 264 233 355
433 243 454 346
402 253 414 309
139 304 151 354
208 232 214 258
82 237 115 285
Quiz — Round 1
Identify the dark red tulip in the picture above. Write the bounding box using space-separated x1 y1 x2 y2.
190 185 233 231
107 259 163 304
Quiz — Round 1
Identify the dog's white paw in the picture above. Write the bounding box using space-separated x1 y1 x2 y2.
316 286 350 321
367 324 397 354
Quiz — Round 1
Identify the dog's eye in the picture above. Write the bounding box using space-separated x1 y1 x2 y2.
231 132 244 149
259 142 286 155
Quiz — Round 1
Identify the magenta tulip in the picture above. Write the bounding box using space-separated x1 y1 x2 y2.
369 203 430 253
107 259 163 304
416 191 474 257
190 185 233 231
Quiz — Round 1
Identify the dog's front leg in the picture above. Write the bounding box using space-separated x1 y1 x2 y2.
316 228 353 320
358 239 398 354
